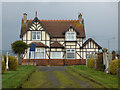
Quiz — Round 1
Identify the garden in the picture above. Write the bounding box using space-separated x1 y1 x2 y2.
1 40 120 88
1 40 36 88
67 48 120 88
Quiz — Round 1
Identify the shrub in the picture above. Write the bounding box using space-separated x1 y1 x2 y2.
2 60 6 74
87 58 95 68
98 64 105 71
8 56 18 71
110 59 120 74
96 53 104 71
112 50 116 60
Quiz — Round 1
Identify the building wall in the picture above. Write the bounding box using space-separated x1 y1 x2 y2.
22 21 100 60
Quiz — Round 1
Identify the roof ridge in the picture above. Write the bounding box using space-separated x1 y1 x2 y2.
27 19 79 21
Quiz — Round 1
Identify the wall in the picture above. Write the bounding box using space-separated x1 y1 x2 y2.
22 59 86 66
22 20 100 60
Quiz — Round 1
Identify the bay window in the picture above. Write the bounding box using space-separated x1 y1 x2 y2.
66 49 75 59
66 32 76 41
32 31 41 40
27 48 45 59
50 52 62 59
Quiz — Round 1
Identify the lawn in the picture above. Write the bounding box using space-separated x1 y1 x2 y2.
2 65 37 88
22 71 48 88
67 65 119 88
53 71 81 88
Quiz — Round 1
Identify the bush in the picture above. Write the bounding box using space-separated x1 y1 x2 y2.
112 50 116 60
96 53 104 71
2 60 6 74
98 64 105 71
87 58 95 68
110 59 120 74
8 56 18 71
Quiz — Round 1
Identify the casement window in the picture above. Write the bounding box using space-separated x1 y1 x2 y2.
66 49 75 59
32 31 41 40
35 48 45 59
27 48 45 59
50 52 62 59
66 32 76 41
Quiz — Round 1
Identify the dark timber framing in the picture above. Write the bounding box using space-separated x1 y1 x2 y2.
21 16 102 61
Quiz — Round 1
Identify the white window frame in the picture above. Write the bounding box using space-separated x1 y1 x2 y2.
66 31 76 41
27 48 45 59
66 49 76 59
32 31 41 40
35 48 45 59
50 52 62 59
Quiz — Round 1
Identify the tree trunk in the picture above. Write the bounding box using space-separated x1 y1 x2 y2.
17 53 21 65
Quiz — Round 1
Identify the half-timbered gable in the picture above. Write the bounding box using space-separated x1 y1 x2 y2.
20 12 102 66
80 38 102 59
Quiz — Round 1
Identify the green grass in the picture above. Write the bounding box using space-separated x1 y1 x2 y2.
68 65 118 88
2 65 37 88
22 71 48 88
53 71 81 88
66 68 104 88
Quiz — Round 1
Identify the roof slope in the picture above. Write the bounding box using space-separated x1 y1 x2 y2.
81 38 102 49
28 42 48 48
20 18 86 38
51 41 64 48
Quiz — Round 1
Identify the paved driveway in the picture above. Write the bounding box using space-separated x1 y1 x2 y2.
22 66 103 88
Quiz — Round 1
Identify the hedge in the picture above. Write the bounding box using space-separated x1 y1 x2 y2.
2 60 6 74
110 59 120 74
8 56 18 71
87 58 95 68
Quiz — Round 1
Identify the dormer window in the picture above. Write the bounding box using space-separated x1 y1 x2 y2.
66 32 76 41
32 31 41 40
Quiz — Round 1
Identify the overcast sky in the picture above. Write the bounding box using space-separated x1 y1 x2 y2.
2 2 118 51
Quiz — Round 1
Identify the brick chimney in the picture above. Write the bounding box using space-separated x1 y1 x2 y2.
78 13 82 24
23 13 27 25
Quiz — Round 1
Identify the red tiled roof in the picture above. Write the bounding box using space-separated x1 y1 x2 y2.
20 17 86 38
28 42 48 48
81 38 102 49
50 41 64 48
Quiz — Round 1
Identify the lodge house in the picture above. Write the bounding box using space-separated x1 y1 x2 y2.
20 12 102 66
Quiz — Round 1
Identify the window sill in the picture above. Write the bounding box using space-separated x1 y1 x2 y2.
65 40 77 42
32 39 41 41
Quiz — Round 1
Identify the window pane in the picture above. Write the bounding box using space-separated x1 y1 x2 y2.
41 49 44 52
36 48 40 52
36 52 40 59
51 52 61 59
71 49 75 52
67 50 70 52
67 53 75 59
66 32 76 41
66 49 75 59
32 32 36 39
27 50 29 59
37 32 41 39
31 51 34 59
40 52 44 59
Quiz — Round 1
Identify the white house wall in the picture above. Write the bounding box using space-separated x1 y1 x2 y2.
22 20 100 60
